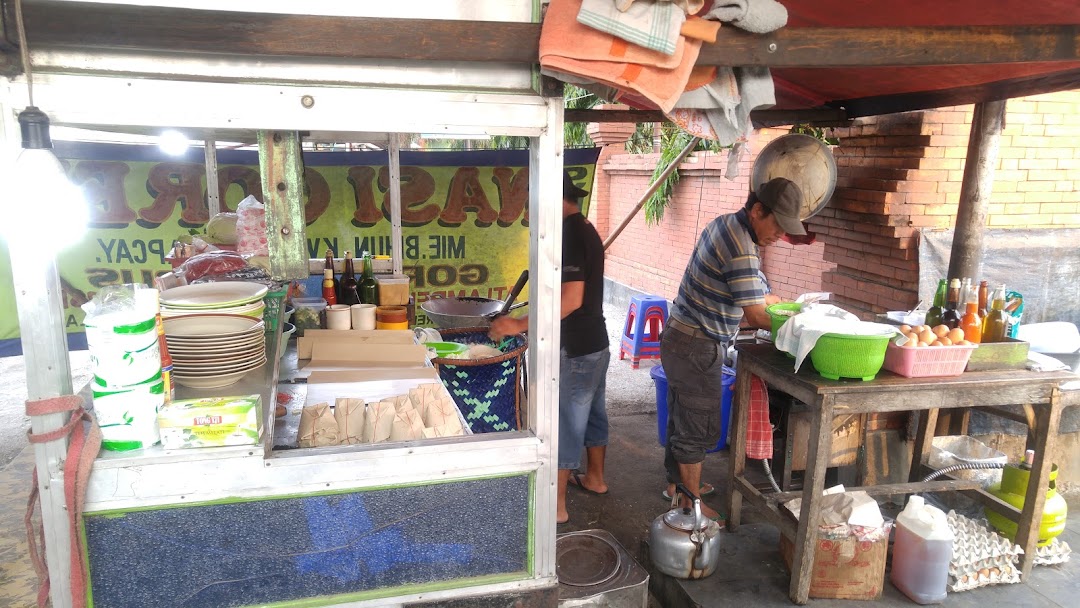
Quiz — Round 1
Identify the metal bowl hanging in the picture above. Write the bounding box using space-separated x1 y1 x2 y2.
751 133 837 221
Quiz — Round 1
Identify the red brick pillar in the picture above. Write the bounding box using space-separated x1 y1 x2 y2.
586 104 637 240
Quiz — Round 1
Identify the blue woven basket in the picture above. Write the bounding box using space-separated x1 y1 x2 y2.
431 328 527 433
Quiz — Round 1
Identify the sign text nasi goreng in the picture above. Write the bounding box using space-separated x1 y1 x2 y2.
0 143 600 356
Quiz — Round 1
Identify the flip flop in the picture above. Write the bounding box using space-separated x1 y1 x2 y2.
568 471 608 496
662 483 716 501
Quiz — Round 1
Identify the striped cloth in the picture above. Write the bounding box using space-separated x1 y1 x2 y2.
577 0 686 56
669 208 767 343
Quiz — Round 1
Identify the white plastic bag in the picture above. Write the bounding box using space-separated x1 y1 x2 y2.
235 195 268 256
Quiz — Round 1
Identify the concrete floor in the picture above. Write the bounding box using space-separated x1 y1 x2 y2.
1 297 1078 606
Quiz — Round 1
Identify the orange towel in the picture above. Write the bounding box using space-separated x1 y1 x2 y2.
681 16 722 43
541 0 703 114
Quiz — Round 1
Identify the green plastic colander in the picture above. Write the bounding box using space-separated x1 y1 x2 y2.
809 333 891 381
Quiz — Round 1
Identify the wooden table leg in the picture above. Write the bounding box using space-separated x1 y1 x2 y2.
789 396 834 605
909 408 939 483
726 362 753 531
782 406 795 491
1015 389 1063 579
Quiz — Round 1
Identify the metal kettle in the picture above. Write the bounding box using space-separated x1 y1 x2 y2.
648 484 723 579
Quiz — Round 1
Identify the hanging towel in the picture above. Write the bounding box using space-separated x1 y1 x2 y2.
703 0 787 34
617 0 707 14
745 374 772 460
578 0 686 56
680 15 722 42
541 0 704 113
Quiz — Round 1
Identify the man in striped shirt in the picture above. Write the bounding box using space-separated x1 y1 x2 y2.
661 178 806 518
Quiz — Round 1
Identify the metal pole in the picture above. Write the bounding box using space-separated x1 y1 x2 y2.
602 136 700 250
203 136 220 215
388 133 403 275
2 101 75 606
948 100 1007 280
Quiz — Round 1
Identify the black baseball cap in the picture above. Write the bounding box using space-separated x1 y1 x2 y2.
756 178 807 236
563 171 590 201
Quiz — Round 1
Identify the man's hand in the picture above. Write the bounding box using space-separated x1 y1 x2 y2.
765 294 782 306
488 315 528 341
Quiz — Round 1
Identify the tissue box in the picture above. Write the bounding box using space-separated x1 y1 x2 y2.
158 395 261 449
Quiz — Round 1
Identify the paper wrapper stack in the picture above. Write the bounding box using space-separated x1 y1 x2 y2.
297 382 466 448
297 403 339 448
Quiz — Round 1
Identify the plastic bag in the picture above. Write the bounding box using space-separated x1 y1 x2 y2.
178 250 249 283
236 195 268 256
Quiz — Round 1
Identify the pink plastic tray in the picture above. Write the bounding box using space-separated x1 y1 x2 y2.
882 342 978 378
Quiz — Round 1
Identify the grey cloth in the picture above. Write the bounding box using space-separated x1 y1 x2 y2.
706 66 776 148
704 0 788 34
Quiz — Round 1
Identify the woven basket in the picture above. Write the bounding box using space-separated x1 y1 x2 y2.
809 333 891 381
431 328 527 433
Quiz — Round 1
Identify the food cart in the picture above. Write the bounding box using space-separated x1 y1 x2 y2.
6 2 568 607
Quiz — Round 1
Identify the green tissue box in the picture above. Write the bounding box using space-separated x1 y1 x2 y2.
158 395 262 449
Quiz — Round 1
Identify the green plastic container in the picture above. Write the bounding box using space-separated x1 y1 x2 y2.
766 302 803 341
427 341 468 358
809 333 891 381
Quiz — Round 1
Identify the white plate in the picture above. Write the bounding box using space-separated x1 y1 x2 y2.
160 282 268 309
173 356 266 377
173 351 266 370
166 332 265 348
172 364 264 389
164 314 264 338
168 341 266 357
162 302 265 319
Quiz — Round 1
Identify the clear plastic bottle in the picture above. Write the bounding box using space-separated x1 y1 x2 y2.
892 495 953 604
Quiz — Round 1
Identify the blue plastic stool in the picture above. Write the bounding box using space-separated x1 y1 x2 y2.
620 294 668 369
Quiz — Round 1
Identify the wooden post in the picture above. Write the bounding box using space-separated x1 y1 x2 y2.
257 130 309 281
947 100 1006 280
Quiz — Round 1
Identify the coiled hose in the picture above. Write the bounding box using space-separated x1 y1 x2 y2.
762 458 782 493
921 461 1005 482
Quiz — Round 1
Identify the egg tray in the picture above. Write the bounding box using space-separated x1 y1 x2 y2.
882 342 977 378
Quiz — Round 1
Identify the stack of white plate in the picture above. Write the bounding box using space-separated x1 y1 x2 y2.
164 314 266 389
159 282 269 319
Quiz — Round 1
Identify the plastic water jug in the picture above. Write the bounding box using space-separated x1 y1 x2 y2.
891 495 953 604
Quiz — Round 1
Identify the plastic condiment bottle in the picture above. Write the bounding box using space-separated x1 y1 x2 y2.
960 301 982 344
322 269 338 306
891 495 953 605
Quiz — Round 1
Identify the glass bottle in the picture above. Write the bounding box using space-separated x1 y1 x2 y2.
925 279 947 328
960 301 982 344
340 251 361 306
321 268 338 306
983 284 1008 343
942 278 962 330
324 249 338 301
977 280 989 321
360 252 378 305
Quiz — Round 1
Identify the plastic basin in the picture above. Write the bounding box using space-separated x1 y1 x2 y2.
651 364 735 452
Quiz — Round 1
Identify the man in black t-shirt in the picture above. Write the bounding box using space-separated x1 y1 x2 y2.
489 171 610 525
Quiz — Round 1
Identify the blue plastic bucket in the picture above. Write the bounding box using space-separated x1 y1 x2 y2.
651 364 735 452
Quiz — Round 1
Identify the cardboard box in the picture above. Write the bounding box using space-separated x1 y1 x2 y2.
779 527 887 600
158 394 262 449
297 330 428 378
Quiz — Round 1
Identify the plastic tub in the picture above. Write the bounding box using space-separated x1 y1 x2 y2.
376 274 411 306
882 342 977 378
290 297 326 336
651 364 734 452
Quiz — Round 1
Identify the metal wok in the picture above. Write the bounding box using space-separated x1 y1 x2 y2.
420 297 527 329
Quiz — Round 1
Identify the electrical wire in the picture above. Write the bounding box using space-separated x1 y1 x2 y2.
761 458 782 494
14 0 34 106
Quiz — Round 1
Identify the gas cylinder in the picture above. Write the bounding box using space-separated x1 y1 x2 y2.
986 462 1068 546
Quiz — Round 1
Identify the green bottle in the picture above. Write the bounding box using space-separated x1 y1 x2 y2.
924 279 947 328
359 252 378 305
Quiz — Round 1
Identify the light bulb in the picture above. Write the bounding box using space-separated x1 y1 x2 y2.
158 130 189 156
0 107 87 252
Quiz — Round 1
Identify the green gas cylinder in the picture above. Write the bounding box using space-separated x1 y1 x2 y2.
986 462 1068 547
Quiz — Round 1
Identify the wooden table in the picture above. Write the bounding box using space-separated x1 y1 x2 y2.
724 344 1080 605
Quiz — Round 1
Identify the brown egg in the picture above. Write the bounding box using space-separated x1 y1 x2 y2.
899 324 912 334
918 341 930 347
905 331 920 344
957 340 971 346
939 336 953 346
901 338 917 348
913 325 926 335
930 340 943 347
933 325 950 338
918 329 936 344
947 328 965 343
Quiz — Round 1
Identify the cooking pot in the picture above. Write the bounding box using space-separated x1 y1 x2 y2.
420 270 529 329
649 484 722 579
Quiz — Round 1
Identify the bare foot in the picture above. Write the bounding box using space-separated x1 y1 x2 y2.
557 510 569 525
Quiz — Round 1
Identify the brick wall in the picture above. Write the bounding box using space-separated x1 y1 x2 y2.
594 128 834 302
592 90 1080 314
